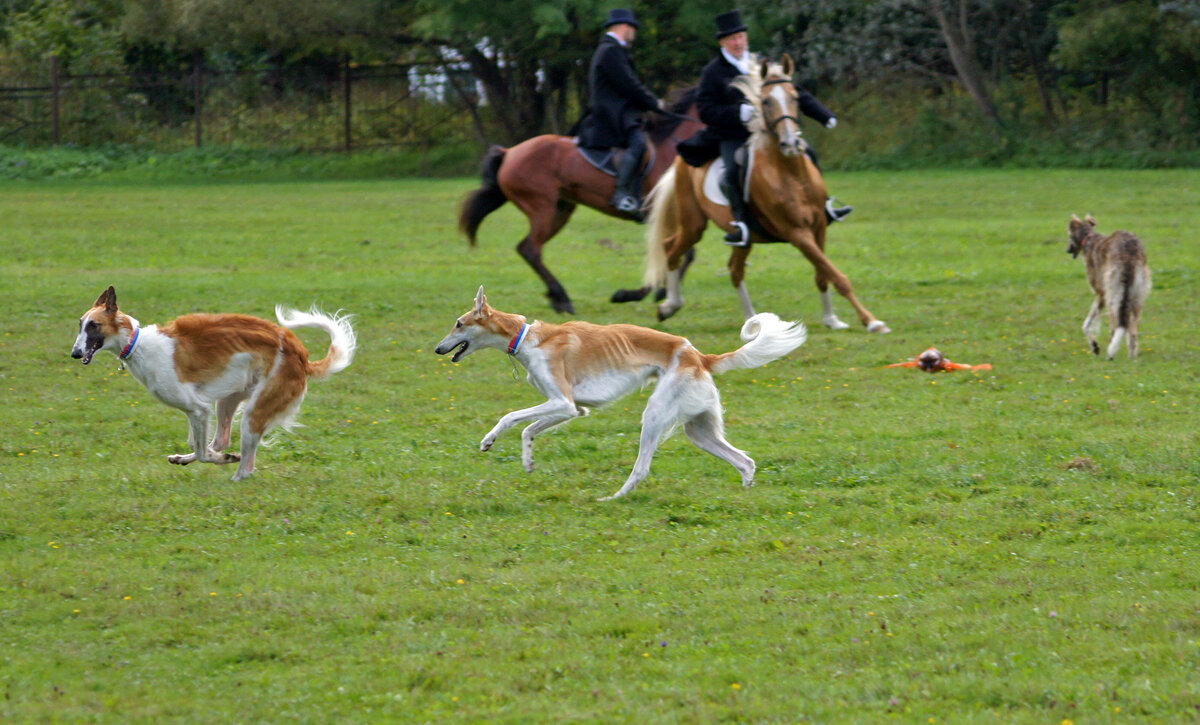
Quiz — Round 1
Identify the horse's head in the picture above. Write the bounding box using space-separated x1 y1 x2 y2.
757 55 806 158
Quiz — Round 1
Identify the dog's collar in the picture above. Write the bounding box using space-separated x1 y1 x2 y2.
119 326 140 360
507 324 529 355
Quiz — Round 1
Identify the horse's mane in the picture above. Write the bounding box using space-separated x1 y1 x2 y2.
645 86 700 143
730 57 775 150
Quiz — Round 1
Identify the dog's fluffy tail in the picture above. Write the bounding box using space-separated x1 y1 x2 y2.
706 313 807 375
276 306 357 379
1104 257 1151 359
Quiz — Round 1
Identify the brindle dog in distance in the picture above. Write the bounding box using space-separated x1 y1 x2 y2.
1067 214 1151 359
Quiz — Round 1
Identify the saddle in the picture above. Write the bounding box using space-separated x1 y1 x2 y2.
574 142 655 177
700 148 787 245
701 146 752 206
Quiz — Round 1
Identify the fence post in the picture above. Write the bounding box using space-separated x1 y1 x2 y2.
343 56 352 152
193 50 203 148
50 54 60 145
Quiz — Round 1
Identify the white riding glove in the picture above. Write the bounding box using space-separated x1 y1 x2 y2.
825 117 838 129
739 104 757 123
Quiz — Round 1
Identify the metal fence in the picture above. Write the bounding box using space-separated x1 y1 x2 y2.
0 55 482 151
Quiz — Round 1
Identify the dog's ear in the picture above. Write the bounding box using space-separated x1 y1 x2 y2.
1084 214 1096 227
1070 213 1081 224
95 286 117 313
473 285 488 318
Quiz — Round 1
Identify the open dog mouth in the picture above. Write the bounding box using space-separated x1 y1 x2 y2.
76 339 102 365
449 341 469 362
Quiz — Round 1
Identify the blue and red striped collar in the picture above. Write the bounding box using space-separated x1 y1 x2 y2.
507 324 529 356
119 327 140 360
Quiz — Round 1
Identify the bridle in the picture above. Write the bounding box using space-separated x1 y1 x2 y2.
760 78 802 138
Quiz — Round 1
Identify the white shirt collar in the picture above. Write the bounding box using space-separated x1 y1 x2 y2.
606 31 627 47
721 47 752 75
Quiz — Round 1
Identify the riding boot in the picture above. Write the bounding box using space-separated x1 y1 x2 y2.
825 197 854 224
612 150 642 214
723 181 751 247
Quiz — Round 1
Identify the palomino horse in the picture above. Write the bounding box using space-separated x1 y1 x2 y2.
625 57 889 333
459 90 702 315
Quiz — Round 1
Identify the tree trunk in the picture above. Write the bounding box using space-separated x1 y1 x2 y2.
463 46 523 142
926 0 1001 123
1020 27 1057 124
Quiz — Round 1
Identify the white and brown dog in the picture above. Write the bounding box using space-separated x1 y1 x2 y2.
72 286 356 480
435 287 807 500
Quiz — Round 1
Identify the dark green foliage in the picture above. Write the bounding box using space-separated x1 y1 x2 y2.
1 0 1198 164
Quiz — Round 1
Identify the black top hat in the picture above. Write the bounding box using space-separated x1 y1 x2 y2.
604 8 640 29
715 10 748 38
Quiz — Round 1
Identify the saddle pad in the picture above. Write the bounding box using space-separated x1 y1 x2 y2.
701 148 755 207
702 159 730 207
575 144 618 176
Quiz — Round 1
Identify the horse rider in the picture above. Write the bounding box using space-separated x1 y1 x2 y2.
694 9 852 246
576 8 664 214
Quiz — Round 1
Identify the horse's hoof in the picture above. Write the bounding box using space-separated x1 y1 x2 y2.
610 287 649 303
867 320 891 334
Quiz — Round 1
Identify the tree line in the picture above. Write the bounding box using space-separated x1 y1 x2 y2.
1 0 1197 160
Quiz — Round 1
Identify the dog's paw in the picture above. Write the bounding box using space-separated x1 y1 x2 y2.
222 453 241 463
168 454 194 466
480 435 496 452
523 459 535 473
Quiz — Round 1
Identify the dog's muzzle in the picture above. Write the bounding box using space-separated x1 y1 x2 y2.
73 338 102 365
436 340 469 362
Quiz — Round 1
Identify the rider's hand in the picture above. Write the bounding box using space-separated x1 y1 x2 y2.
657 98 666 111
739 104 757 123
825 117 838 129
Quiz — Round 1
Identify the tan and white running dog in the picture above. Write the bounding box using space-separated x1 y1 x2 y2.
1068 214 1151 359
72 286 356 480
435 287 807 500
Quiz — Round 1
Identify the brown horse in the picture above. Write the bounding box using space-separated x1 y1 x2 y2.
458 90 703 314
627 57 889 333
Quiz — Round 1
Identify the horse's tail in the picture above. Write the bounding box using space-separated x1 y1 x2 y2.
642 162 680 289
459 145 508 246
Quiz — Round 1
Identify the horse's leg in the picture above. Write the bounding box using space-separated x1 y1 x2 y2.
652 247 694 302
808 225 850 330
657 266 685 322
789 228 889 333
655 175 707 321
727 247 755 319
614 246 695 304
819 287 850 330
515 198 577 314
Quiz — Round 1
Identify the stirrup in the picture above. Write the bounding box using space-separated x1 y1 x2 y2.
723 221 750 247
826 198 854 222
614 195 640 213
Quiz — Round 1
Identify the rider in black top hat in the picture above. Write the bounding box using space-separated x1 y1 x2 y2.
695 9 852 246
577 9 663 215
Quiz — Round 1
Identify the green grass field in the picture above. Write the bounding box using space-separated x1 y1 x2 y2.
2 168 1198 722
